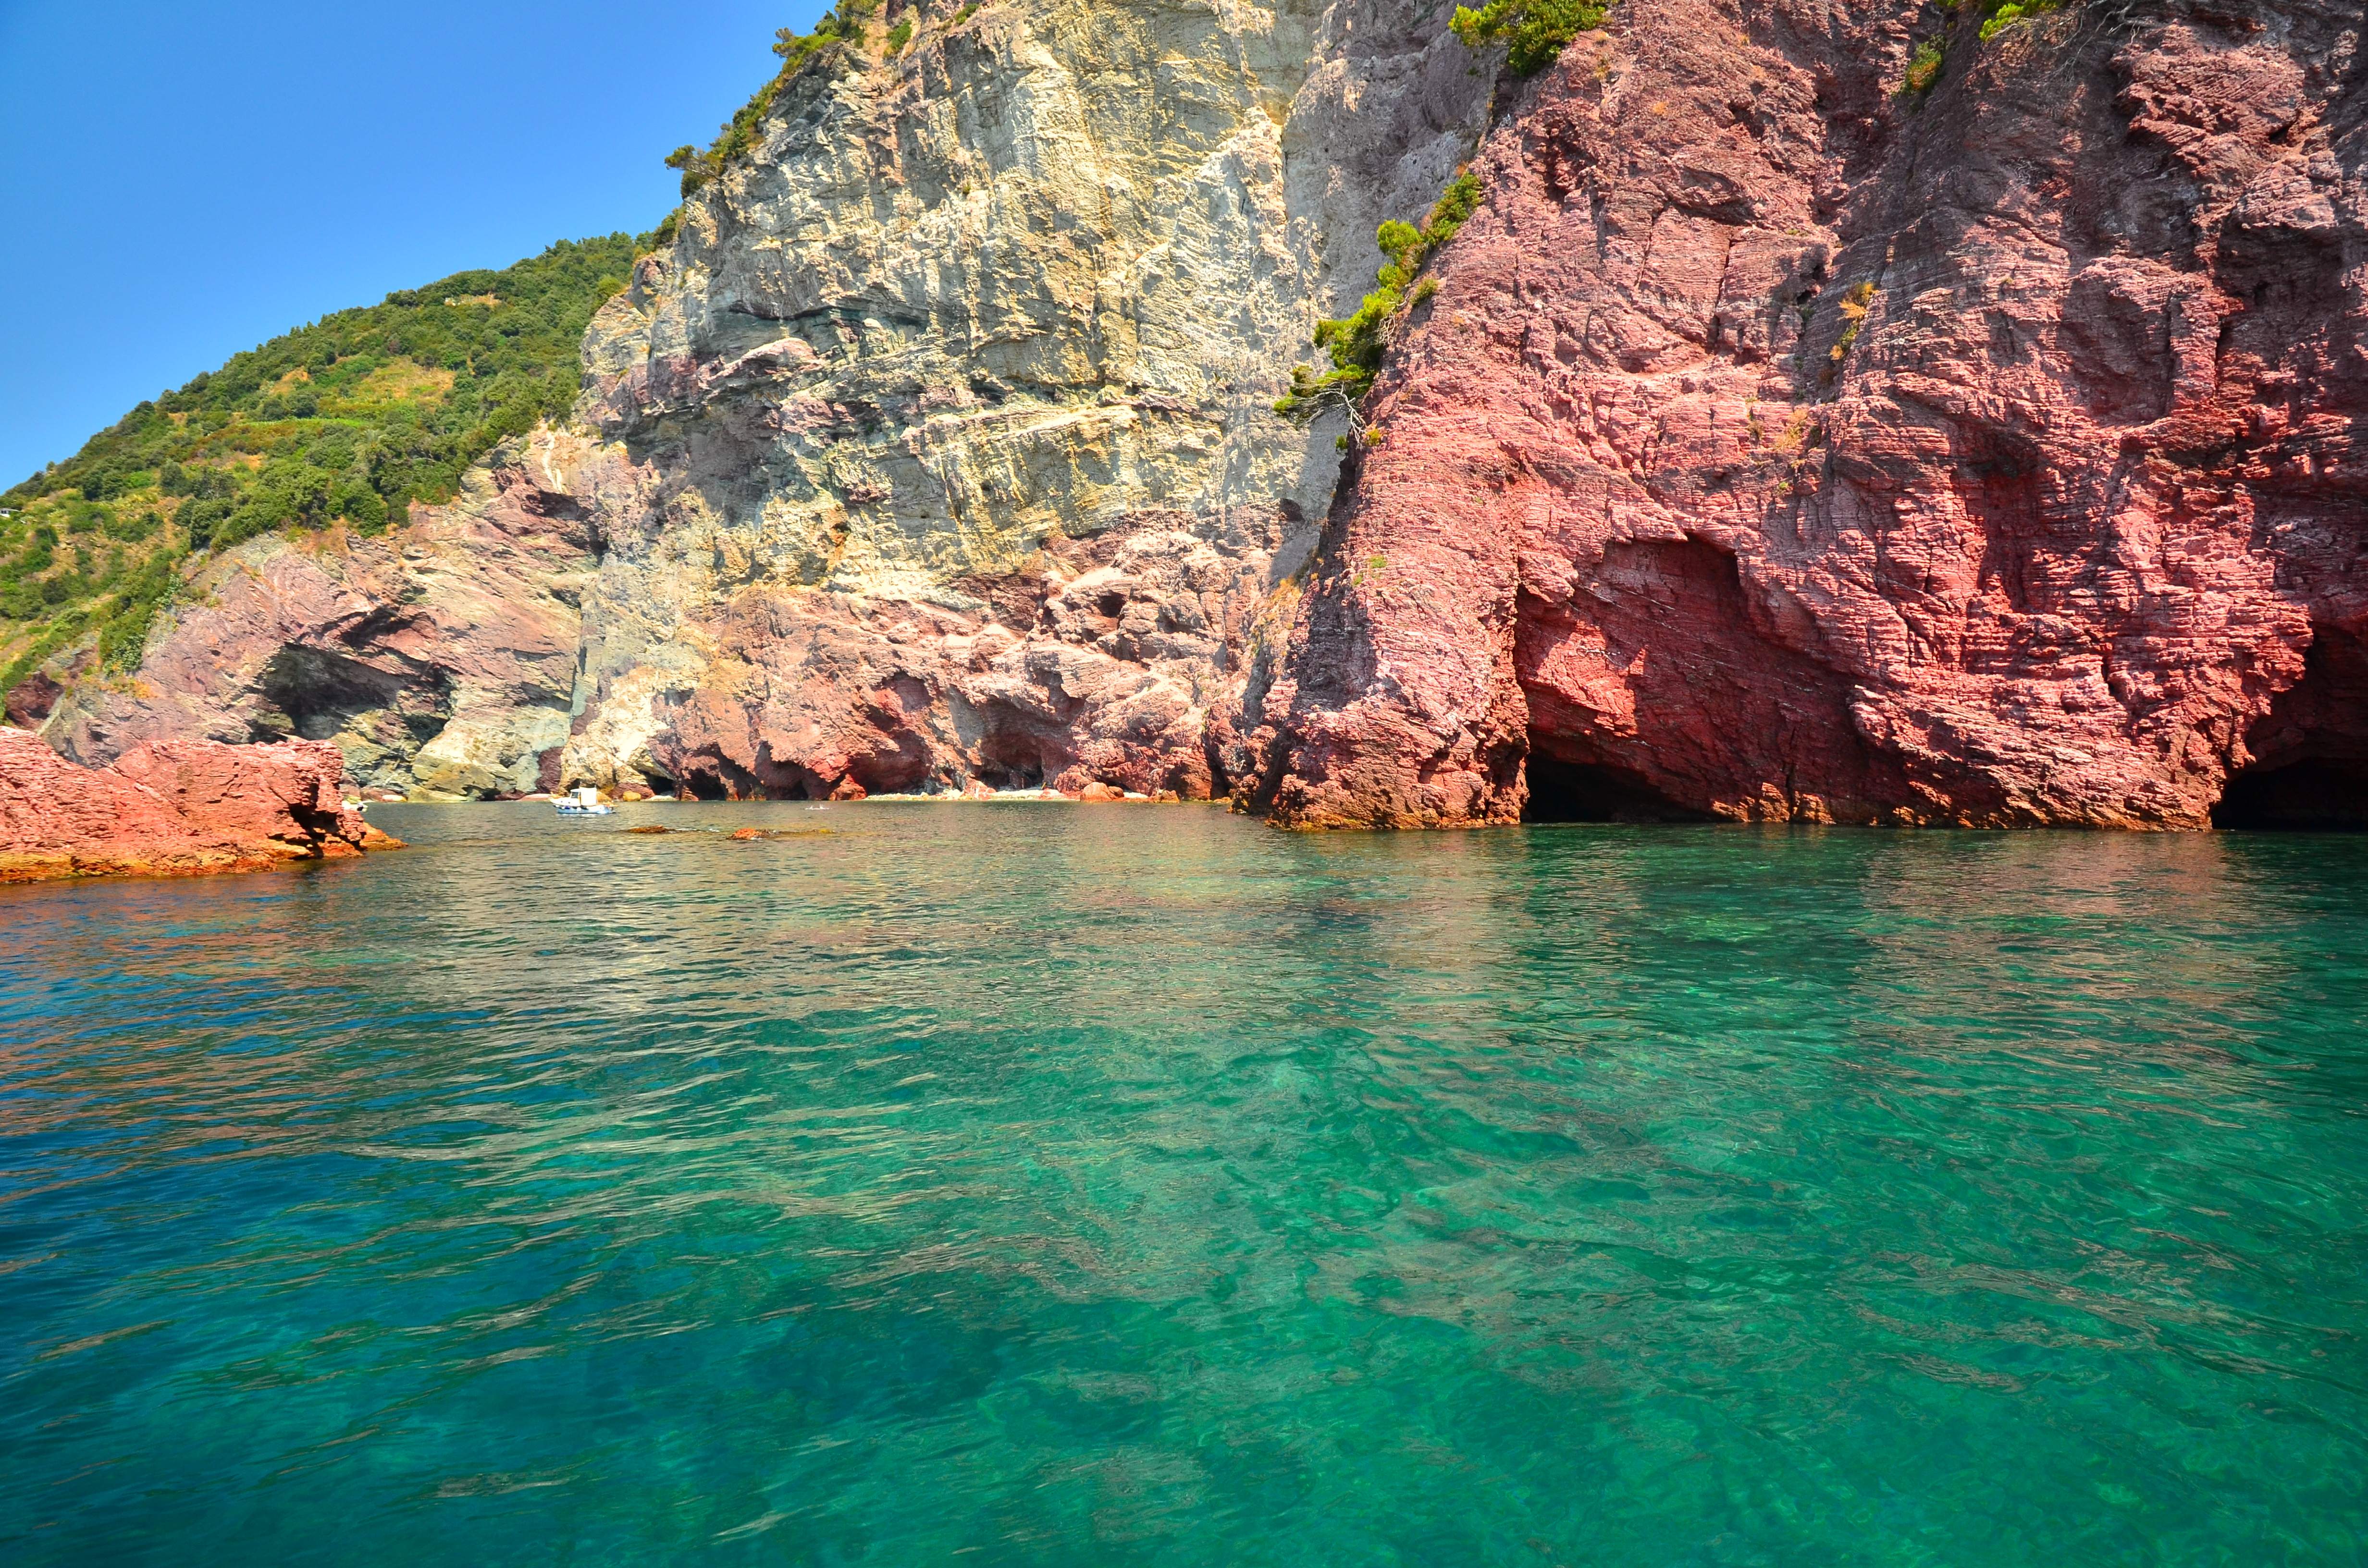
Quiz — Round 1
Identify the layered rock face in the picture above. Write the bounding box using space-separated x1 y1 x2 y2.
0 729 391 884
1242 0 2368 828
35 447 600 797
36 0 2368 827
42 0 1493 801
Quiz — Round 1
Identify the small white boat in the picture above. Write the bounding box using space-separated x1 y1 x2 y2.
555 786 614 817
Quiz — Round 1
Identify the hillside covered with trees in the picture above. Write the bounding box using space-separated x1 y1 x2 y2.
0 234 643 691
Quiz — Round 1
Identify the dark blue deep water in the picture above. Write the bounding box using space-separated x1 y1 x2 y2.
2 803 2364 1564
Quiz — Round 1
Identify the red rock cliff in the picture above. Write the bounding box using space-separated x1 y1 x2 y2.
1236 0 2368 829
0 729 395 884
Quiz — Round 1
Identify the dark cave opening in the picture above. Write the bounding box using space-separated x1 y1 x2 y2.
974 757 1044 792
2211 759 2368 831
251 645 442 744
2212 626 2368 831
1521 751 1710 824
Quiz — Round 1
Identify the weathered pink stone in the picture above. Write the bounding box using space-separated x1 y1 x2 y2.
0 728 397 884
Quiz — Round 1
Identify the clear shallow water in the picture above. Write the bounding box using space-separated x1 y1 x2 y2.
2 804 2365 1567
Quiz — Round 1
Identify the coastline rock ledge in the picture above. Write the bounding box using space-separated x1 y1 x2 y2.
0 729 398 885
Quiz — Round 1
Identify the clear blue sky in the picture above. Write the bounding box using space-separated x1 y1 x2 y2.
0 0 827 487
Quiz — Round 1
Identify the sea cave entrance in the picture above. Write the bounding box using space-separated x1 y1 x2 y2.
2212 759 2368 830
1521 749 1709 824
2212 626 2368 831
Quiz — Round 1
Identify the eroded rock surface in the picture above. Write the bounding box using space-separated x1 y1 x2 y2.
37 0 2367 828
44 0 1492 802
1243 0 2368 828
0 729 391 884
40 447 599 798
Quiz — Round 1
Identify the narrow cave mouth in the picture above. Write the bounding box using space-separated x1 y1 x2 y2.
2212 626 2368 831
975 760 1042 792
1522 751 1710 824
2211 759 2368 831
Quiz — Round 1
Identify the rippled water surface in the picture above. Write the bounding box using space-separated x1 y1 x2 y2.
3 803 2366 1565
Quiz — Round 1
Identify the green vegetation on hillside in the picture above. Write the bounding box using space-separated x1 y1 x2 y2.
1450 0 1612 76
0 234 642 694
1275 173 1485 424
664 0 881 201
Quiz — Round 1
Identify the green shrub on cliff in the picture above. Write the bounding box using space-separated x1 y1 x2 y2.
1899 36 1945 96
667 3 876 199
1897 1 2094 105
1275 173 1486 423
0 234 642 689
1828 281 1877 364
94 552 178 674
1425 172 1485 238
1976 0 2068 42
1450 0 1611 76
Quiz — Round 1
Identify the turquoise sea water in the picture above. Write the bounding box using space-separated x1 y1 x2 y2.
2 803 2365 1565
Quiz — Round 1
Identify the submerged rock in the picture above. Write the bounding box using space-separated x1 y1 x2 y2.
0 729 398 884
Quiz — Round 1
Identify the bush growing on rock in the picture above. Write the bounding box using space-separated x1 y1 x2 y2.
1900 36 1945 95
1450 0 1612 76
1829 282 1877 365
1977 0 2067 42
1276 174 1487 422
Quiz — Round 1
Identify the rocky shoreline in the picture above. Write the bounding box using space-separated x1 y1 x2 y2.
0 729 401 885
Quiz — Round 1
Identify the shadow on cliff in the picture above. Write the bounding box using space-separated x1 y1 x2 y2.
1520 752 1713 824
2213 626 2368 830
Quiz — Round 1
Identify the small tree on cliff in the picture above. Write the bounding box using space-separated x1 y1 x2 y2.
1449 0 1611 76
1274 174 1486 426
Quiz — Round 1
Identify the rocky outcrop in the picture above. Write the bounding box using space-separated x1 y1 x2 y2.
3 672 62 731
536 0 1498 800
38 0 1494 802
0 728 394 884
1241 0 2368 829
37 447 600 797
31 0 2368 828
